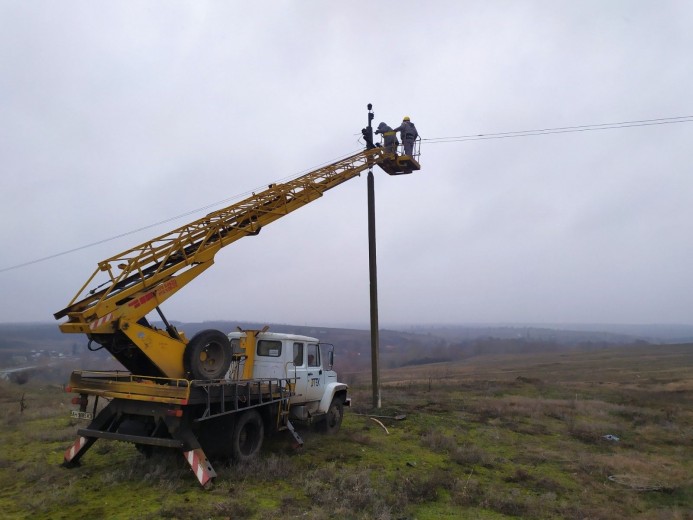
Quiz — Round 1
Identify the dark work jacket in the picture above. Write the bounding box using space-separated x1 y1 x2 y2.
393 121 418 141
376 122 399 149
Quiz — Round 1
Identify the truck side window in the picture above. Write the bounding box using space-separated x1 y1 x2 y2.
257 340 282 357
307 343 320 367
293 342 304 366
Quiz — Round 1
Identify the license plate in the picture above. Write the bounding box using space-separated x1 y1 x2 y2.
71 410 93 420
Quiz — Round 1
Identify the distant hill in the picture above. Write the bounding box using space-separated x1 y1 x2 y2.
1 320 691 373
0 323 76 354
405 323 693 344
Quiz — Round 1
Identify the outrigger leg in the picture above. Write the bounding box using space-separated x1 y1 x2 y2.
285 419 304 449
63 435 96 467
174 422 217 487
63 399 118 467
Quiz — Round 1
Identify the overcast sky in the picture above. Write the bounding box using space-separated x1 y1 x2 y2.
1 1 692 328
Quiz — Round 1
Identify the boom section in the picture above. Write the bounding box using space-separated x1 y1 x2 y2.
55 148 388 332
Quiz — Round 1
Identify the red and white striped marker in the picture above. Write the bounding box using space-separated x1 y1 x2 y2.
184 448 216 487
89 313 113 331
64 436 87 462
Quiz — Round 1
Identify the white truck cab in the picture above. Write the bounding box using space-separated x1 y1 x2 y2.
226 330 349 430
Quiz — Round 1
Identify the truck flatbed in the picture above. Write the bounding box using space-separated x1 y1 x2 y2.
67 370 293 407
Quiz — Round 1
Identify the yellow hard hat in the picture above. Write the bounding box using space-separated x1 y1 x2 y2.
403 116 411 121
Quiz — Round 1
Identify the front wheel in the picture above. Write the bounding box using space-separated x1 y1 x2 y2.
231 409 264 462
321 397 344 434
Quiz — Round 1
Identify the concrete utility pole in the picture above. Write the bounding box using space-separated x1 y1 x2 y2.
362 103 381 409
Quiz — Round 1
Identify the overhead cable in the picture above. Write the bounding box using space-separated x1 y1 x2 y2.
2 116 692 273
422 115 693 144
0 148 364 273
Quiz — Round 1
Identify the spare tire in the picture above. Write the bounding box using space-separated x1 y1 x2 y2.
183 329 232 380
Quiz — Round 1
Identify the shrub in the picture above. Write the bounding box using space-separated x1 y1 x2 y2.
451 442 494 467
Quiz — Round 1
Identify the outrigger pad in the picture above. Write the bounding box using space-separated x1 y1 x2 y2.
63 435 90 467
184 448 217 487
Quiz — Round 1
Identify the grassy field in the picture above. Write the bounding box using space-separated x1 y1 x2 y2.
0 343 691 519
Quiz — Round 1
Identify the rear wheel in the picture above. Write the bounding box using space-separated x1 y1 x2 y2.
197 414 235 460
118 417 155 457
231 409 264 462
183 329 232 380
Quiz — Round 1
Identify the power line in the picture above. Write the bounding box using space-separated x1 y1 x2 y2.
0 148 365 274
0 198 245 274
422 115 693 144
3 116 692 273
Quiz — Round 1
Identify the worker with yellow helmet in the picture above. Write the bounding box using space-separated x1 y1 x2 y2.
393 116 418 156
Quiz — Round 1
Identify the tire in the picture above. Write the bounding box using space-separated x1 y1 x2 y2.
231 409 264 462
118 417 154 457
183 329 232 380
197 414 235 460
321 397 344 434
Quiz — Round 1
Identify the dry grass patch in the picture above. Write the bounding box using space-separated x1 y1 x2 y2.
596 452 691 491
1 344 692 519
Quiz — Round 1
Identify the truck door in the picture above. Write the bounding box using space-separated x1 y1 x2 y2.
252 338 283 379
292 341 325 404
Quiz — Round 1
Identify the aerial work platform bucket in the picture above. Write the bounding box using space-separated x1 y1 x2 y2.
377 154 421 175
375 137 421 175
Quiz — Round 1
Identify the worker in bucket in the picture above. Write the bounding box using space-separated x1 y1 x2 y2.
375 122 398 155
393 116 418 156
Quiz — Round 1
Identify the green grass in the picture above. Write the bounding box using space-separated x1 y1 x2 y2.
1 343 692 519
